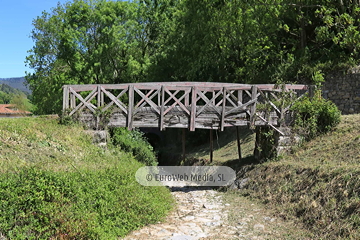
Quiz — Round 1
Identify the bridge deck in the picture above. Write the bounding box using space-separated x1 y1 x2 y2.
63 82 310 131
78 106 280 129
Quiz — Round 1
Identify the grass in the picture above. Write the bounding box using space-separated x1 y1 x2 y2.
184 114 360 239
223 190 314 239
185 126 256 165
0 116 174 239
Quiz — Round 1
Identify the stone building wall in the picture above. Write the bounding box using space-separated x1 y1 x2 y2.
323 72 360 114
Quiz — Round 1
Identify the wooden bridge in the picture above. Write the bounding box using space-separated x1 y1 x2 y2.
62 82 311 134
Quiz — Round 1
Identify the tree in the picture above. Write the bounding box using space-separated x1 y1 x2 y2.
10 94 33 113
150 0 284 83
27 0 360 115
0 91 11 104
26 0 150 114
315 0 360 64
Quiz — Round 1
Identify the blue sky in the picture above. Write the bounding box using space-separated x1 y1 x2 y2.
0 0 68 78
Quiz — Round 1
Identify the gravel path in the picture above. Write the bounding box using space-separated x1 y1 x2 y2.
122 186 299 240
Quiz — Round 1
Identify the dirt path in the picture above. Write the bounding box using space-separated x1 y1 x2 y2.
122 187 311 240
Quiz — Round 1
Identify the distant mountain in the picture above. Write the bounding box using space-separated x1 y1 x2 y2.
0 77 31 94
0 83 26 95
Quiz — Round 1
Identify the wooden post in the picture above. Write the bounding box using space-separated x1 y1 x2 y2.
238 89 243 105
182 128 186 163
220 87 226 131
100 90 104 107
63 86 69 111
96 86 101 130
160 86 165 131
190 86 197 131
236 126 242 161
250 86 257 125
97 85 101 108
210 129 213 163
70 93 76 109
127 85 134 130
185 89 189 107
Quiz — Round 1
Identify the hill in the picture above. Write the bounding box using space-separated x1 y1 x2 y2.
0 77 30 93
0 117 173 239
0 83 33 111
0 83 27 95
186 114 360 239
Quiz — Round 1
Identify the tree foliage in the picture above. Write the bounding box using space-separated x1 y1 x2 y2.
26 0 151 114
26 0 360 114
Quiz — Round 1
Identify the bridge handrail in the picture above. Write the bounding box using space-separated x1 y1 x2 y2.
63 82 309 92
63 82 312 132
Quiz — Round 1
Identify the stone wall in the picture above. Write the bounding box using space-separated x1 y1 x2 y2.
254 126 301 161
323 72 360 114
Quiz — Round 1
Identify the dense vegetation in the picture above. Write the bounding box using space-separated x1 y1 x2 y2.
185 114 359 239
237 114 360 239
109 127 158 166
0 117 173 239
0 84 33 112
26 0 360 114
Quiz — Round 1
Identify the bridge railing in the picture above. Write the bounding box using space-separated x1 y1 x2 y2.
62 82 311 131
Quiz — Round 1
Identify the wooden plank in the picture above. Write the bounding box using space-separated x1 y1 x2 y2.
190 86 197 131
69 88 97 115
258 88 281 115
220 87 226 131
100 90 104 107
244 90 252 98
65 83 308 92
225 90 237 107
164 88 191 115
164 90 180 105
97 85 101 108
256 112 284 135
101 87 128 114
63 82 310 131
238 90 243 105
70 93 76 108
63 86 69 111
250 86 257 125
270 92 279 102
160 86 165 131
65 85 98 92
216 89 236 107
225 98 257 115
134 87 160 114
127 85 134 130
102 88 128 111
136 89 156 108
196 90 222 116
185 91 189 107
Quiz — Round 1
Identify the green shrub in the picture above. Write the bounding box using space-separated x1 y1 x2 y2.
0 166 172 239
291 95 341 138
0 117 173 239
109 127 158 166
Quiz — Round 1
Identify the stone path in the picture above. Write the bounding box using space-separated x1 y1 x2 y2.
123 187 230 240
122 186 301 240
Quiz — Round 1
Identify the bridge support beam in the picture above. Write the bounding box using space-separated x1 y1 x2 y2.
236 126 242 161
182 129 186 163
210 129 213 163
